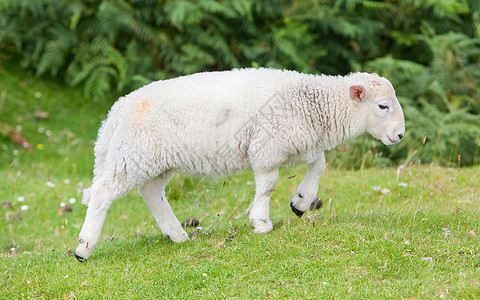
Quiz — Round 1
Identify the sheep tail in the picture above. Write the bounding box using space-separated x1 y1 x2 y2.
91 104 122 181
85 101 123 206
82 187 91 206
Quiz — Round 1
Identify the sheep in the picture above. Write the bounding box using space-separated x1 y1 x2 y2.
75 68 405 261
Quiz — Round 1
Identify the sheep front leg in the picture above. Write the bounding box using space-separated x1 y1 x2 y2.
75 182 124 261
249 168 279 234
290 152 326 217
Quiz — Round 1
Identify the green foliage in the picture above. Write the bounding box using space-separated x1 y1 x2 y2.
1 0 479 166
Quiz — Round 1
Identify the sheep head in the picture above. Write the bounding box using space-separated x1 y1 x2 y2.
349 74 405 145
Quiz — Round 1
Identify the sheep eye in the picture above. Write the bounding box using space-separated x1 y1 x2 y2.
378 104 389 110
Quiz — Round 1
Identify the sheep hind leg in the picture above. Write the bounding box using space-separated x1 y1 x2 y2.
139 171 189 243
75 180 130 262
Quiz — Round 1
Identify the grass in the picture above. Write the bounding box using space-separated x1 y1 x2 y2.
1 61 480 299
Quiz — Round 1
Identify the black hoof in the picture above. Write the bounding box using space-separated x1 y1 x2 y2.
309 197 323 210
75 253 86 263
182 217 200 227
290 201 304 218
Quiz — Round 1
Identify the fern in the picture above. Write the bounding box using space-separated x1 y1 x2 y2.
66 37 128 98
163 0 204 28
97 1 154 43
36 27 78 77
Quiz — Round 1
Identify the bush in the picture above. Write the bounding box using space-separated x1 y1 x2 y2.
0 0 479 166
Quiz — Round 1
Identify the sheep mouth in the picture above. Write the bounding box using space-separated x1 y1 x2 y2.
387 136 400 144
381 135 399 145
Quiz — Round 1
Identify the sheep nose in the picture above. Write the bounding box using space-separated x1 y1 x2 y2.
398 133 404 140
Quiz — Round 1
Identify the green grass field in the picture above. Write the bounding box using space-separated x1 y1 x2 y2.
1 64 479 299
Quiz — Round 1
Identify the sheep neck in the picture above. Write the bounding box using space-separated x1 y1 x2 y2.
298 76 366 150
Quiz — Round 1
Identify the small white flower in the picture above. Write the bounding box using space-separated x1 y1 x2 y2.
398 182 408 187
46 181 56 188
69 198 77 204
20 205 29 211
34 91 42 98
17 196 25 202
202 273 207 277
371 186 381 192
15 125 22 132
450 177 456 181
59 202 66 208
422 257 433 262
38 127 45 134
381 188 390 195
13 149 19 156
22 142 29 149
45 130 52 137
10 247 15 252
63 179 71 184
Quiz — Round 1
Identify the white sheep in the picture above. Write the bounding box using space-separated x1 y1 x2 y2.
75 68 405 261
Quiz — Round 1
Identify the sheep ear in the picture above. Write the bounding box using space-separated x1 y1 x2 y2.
349 85 366 102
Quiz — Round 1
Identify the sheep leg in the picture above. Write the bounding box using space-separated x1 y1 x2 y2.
249 168 279 234
290 152 326 217
75 181 127 261
139 171 189 243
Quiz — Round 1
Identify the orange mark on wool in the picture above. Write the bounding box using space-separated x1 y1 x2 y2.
133 99 152 125
371 80 382 86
